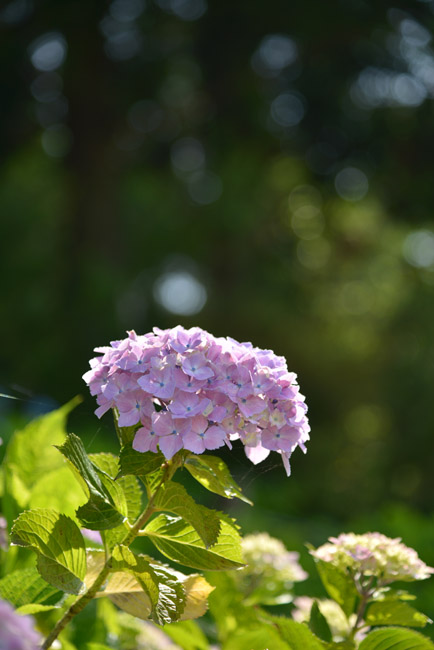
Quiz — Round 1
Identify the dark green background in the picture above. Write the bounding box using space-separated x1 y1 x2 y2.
2 0 434 627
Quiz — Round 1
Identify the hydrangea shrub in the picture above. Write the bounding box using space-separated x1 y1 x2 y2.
0 326 433 650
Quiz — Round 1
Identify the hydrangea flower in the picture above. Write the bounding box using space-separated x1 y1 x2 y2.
84 326 310 475
232 532 307 605
310 532 434 585
0 599 42 650
242 533 308 583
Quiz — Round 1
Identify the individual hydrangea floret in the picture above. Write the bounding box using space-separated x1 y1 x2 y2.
0 599 42 650
83 326 310 475
310 532 434 585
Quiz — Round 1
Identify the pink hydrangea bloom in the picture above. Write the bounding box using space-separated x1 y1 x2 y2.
0 599 42 650
83 326 310 475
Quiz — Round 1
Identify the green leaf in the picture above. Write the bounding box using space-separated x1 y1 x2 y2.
29 466 87 520
89 453 142 521
11 508 86 594
222 625 291 650
0 566 64 607
272 618 325 650
184 455 253 505
118 444 165 478
359 627 434 650
56 434 126 530
162 620 210 650
16 603 60 614
365 598 431 628
2 399 80 522
87 549 213 625
110 544 186 625
155 481 221 548
144 513 244 570
310 600 332 642
89 452 143 549
313 559 358 617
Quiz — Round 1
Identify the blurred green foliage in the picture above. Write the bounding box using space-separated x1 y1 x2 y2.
2 0 434 617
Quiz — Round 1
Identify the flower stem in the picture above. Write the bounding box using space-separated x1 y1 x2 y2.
41 461 173 650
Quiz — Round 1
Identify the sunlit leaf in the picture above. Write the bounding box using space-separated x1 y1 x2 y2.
0 566 63 607
144 513 244 570
272 618 325 650
365 598 431 627
313 558 358 617
11 508 86 594
110 544 185 625
118 444 165 478
184 455 253 505
155 481 221 548
359 627 434 650
56 434 126 530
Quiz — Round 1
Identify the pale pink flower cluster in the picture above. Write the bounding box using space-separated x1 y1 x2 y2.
83 326 310 474
310 532 434 585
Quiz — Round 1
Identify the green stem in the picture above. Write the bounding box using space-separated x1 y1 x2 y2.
41 461 174 650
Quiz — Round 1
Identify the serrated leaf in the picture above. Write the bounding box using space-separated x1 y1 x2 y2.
310 600 332 642
110 544 185 625
365 598 431 628
180 574 214 621
86 549 213 624
144 513 244 571
155 481 221 548
118 444 165 478
313 559 358 618
2 399 80 522
11 508 86 594
184 455 253 505
359 627 434 650
89 452 143 548
89 453 142 521
0 566 64 607
222 625 291 650
272 618 325 650
56 434 125 530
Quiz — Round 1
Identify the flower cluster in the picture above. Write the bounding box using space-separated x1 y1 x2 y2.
232 533 307 605
310 532 434 585
0 599 42 650
241 533 308 584
83 326 310 474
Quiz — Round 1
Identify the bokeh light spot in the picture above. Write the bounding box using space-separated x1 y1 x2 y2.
403 229 434 268
335 167 369 202
270 93 305 128
29 32 67 72
153 271 207 315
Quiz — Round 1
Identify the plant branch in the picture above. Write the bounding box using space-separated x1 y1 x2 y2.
41 460 175 650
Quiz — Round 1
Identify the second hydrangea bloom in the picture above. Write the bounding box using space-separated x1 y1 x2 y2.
83 326 310 474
